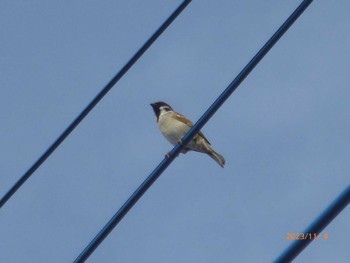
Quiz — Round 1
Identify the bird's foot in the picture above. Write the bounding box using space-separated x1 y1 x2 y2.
165 151 180 158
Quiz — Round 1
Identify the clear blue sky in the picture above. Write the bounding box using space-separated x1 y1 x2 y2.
1 1 349 262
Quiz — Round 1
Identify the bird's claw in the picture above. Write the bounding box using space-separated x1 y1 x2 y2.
165 139 184 158
165 151 180 158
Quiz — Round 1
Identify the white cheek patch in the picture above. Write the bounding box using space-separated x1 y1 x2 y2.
160 106 170 114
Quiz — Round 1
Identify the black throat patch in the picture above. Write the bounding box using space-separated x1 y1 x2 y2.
151 101 173 122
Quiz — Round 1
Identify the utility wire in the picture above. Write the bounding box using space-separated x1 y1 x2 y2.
73 1 313 262
0 0 192 209
274 184 350 263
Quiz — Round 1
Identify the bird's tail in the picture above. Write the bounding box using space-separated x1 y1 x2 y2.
207 149 225 168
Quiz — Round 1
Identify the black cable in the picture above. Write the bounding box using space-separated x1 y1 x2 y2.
0 0 192 209
73 1 313 262
274 184 350 263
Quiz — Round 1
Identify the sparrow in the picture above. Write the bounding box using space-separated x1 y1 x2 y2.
150 101 225 168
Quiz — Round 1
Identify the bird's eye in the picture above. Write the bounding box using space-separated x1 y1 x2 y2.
160 106 170 112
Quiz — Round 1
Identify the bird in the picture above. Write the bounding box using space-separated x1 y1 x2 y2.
150 101 225 168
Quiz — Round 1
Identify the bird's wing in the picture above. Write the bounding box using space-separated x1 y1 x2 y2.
175 112 211 145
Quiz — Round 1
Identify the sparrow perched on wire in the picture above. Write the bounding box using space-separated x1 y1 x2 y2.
150 101 225 168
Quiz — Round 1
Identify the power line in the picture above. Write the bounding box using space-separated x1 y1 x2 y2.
0 0 192 209
274 184 350 263
73 1 313 262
